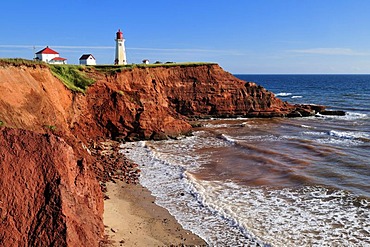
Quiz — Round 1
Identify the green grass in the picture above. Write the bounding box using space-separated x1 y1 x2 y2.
49 65 95 93
0 58 46 67
94 62 217 74
0 120 4 127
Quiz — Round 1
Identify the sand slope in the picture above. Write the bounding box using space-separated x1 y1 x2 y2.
104 181 207 246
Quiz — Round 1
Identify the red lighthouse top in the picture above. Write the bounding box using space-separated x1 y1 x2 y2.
116 29 123 39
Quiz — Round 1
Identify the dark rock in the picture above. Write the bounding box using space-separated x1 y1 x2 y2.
320 110 346 116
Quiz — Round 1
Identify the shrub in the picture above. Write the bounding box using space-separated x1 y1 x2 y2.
44 125 56 131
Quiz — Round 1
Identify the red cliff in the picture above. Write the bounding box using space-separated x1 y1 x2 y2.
0 60 328 246
0 128 103 246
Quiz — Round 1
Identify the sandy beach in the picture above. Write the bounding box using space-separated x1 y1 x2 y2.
103 180 207 246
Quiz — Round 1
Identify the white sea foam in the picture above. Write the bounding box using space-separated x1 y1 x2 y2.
346 111 368 119
316 138 364 146
187 177 370 246
301 124 316 129
302 131 326 136
291 95 303 98
329 130 369 140
122 140 266 246
219 134 237 144
317 111 368 121
203 123 231 128
275 92 292 97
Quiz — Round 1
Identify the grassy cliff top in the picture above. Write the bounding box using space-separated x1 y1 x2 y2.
0 59 218 93
0 58 48 67
0 59 216 68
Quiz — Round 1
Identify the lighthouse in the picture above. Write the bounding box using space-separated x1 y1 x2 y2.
114 29 127 65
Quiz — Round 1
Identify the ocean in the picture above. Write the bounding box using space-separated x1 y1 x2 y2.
122 75 370 246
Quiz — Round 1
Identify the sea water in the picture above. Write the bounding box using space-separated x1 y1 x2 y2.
121 75 370 246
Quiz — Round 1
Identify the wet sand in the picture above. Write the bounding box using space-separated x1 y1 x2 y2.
103 180 207 246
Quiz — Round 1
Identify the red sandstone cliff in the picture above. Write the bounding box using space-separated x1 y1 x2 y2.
76 64 320 140
0 62 322 141
0 61 326 246
0 128 103 246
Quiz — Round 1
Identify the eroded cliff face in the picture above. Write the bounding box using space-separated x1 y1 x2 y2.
0 64 73 134
0 61 324 246
0 128 103 246
0 63 320 141
78 64 310 140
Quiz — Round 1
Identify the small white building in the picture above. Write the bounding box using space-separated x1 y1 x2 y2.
142 59 150 64
35 46 67 64
49 57 67 65
79 54 96 65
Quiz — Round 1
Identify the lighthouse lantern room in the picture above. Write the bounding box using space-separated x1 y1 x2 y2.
114 29 127 65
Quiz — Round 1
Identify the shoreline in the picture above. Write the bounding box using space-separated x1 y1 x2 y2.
91 140 207 246
103 180 207 246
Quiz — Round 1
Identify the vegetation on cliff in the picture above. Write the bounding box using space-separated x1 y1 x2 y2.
0 58 47 67
0 59 95 93
49 65 95 93
94 62 217 75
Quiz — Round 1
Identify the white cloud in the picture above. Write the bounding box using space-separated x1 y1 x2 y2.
288 48 370 56
0 44 243 57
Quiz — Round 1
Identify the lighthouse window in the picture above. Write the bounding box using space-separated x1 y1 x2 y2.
119 44 122 46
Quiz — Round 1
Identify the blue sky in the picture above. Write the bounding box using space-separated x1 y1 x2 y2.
1 0 370 73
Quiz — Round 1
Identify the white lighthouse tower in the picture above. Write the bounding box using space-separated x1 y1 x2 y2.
114 29 127 65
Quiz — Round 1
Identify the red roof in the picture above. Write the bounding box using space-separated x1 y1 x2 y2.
50 57 67 61
36 46 59 55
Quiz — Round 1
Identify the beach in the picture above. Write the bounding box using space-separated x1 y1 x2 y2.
103 180 207 246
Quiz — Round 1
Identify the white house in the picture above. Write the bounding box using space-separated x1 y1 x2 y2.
79 54 96 65
142 59 150 64
35 46 67 64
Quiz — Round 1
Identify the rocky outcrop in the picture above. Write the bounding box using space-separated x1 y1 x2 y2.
76 64 327 140
0 128 103 246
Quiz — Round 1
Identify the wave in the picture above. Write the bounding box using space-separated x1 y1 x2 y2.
300 124 316 129
302 131 326 136
345 111 369 119
275 92 292 97
291 95 303 98
185 173 268 246
186 177 370 246
203 123 231 128
218 134 237 144
329 130 370 142
317 111 368 121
